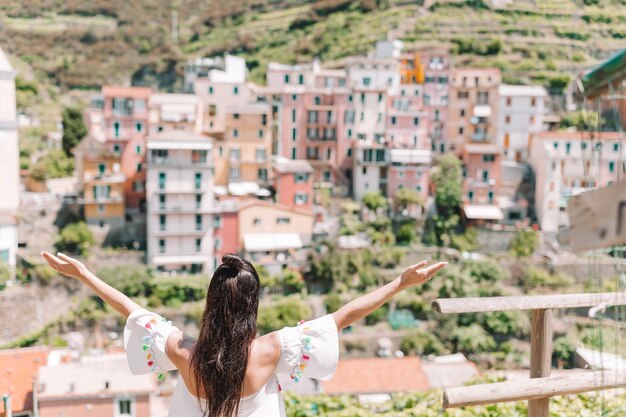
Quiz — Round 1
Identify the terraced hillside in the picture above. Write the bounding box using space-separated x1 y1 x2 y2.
0 0 624 91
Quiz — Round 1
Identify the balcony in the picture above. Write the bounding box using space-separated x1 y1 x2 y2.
148 157 211 168
78 195 124 204
152 228 209 237
153 205 216 214
471 132 488 142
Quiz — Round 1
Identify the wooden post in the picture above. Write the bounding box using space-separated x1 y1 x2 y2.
528 308 553 417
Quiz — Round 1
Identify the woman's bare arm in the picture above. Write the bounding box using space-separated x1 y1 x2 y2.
41 251 142 318
331 260 447 331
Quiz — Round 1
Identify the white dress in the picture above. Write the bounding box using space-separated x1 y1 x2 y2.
124 308 339 417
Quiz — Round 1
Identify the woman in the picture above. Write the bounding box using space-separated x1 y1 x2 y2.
41 251 446 417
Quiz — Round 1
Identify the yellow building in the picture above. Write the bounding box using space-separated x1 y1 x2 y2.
213 103 273 186
74 135 126 227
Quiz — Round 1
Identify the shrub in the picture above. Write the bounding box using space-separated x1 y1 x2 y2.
450 228 479 252
365 304 388 325
509 229 539 258
279 269 305 294
0 262 11 289
362 191 387 211
524 266 574 290
464 258 509 283
32 264 57 284
61 106 88 156
452 323 497 354
371 247 405 268
324 293 342 313
396 223 417 245
150 275 208 307
553 336 576 368
400 329 446 356
54 222 95 256
257 297 311 334
30 149 75 181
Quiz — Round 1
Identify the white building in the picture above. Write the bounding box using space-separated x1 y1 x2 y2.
530 131 623 238
148 93 203 134
146 130 215 274
352 143 389 201
0 47 19 268
497 84 547 161
192 55 253 133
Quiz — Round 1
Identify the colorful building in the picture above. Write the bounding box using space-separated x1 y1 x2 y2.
0 47 19 268
0 346 49 417
272 157 314 209
446 68 501 155
146 129 214 273
461 143 504 224
74 134 126 228
497 84 547 162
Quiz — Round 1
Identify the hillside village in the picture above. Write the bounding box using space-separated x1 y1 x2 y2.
0 1 625 416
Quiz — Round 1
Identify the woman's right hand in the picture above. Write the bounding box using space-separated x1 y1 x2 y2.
399 260 447 289
41 251 89 280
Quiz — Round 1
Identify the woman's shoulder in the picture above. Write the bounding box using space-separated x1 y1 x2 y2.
252 332 281 367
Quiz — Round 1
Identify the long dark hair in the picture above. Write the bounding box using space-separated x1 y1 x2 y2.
190 254 261 417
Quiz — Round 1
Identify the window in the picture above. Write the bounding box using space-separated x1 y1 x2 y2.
483 154 496 162
488 191 494 203
378 93 383 103
413 117 419 126
291 147 297 159
136 163 142 172
113 144 121 154
614 143 620 152
458 91 469 99
276 217 291 225
609 161 615 173
214 215 222 229
531 97 536 106
159 172 166 190
258 168 268 181
233 86 239 95
214 237 222 250
565 142 571 154
233 113 240 120
291 109 297 123
292 128 297 141
504 133 510 149
482 170 489 182
347 128 352 138
553 142 558 149
348 95 353 102
460 109 465 117
255 148 266 162
391 116 397 125
308 111 318 123
209 86 213 94
314 96 321 105
229 165 241 181
196 238 202 252
98 163 106 175
192 150 207 163
294 173 309 183
323 170 331 182
159 215 166 231
113 121 121 138
196 214 203 231
397 170 405 179
459 127 464 135
363 77 371 86
477 91 489 105
347 148 352 157
98 204 105 213
505 115 510 124
159 194 166 209
195 194 202 209
253 217 262 226
292 94 298 101
218 146 223 157
135 122 143 133
284 74 290 84
132 180 144 192
195 172 202 190
256 129 264 139
434 110 440 121
468 190 474 202
262 113 267 126
158 240 165 254
233 128 239 138
506 97 512 106
298 74 304 85
530 115 535 124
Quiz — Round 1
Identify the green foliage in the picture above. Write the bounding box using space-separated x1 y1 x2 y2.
15 76 39 94
464 258 509 283
364 304 387 325
362 191 387 211
256 264 277 289
54 221 95 256
393 188 423 211
449 228 479 252
509 229 539 258
430 154 463 245
257 297 311 334
366 227 395 247
30 149 75 181
400 329 446 356
150 276 208 307
61 106 88 156
553 336 576 368
396 223 416 245
279 269 305 294
451 323 496 353
524 266 574 290
371 247 405 268
324 293 342 313
559 110 603 131
452 37 502 56
32 264 58 284
0 261 11 289
339 214 364 236
98 264 153 297
547 74 571 93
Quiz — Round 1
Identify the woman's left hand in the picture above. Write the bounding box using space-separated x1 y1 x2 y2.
41 251 89 280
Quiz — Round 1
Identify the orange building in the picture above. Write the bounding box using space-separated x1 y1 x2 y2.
74 135 126 228
213 103 273 186
399 52 425 85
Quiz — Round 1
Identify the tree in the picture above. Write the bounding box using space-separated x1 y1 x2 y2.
257 297 311 334
452 323 497 354
393 188 423 213
362 191 387 211
396 223 416 245
429 154 463 245
54 222 95 256
509 229 539 258
400 329 446 356
279 269 305 294
62 106 88 156
0 261 11 290
30 149 75 181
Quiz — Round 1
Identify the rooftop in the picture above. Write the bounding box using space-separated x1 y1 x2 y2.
499 84 548 97
225 103 271 115
147 129 213 150
534 131 622 140
0 346 49 412
463 143 500 154
321 357 429 394
273 157 314 174
243 232 303 252
102 85 152 99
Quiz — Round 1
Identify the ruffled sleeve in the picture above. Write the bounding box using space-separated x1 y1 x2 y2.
275 314 339 382
123 308 180 380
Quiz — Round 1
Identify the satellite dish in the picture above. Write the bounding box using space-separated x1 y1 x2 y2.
470 116 479 125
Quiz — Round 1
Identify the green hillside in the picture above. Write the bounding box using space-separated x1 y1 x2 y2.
0 0 624 91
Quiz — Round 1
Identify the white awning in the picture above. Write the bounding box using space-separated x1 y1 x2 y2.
151 254 210 265
228 182 260 196
473 105 492 117
147 141 212 150
463 204 503 220
243 233 303 252
390 149 431 165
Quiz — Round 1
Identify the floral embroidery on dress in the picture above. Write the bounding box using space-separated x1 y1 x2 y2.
141 316 171 381
290 319 312 383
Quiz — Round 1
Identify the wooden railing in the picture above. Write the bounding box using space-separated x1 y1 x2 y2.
432 292 626 417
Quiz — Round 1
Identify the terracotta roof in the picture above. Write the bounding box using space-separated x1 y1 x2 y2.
273 158 314 174
102 85 152 99
534 131 622 140
0 346 49 412
322 357 429 394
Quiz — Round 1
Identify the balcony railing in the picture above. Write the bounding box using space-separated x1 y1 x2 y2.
149 157 211 167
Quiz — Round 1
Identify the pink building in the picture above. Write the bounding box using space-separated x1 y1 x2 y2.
213 200 240 269
273 157 314 209
462 143 502 205
386 83 430 149
387 149 431 199
418 48 451 154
